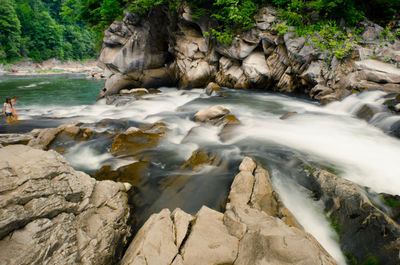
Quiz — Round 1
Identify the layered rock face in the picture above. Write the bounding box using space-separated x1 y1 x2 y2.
120 157 338 265
0 145 131 265
98 5 400 103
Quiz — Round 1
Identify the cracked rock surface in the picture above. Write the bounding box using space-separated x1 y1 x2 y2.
121 157 337 265
0 145 131 265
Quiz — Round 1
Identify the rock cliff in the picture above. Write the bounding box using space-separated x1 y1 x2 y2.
98 5 400 103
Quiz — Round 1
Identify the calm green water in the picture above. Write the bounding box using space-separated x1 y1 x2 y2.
0 74 104 107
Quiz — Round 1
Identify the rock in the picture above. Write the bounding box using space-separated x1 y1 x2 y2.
180 206 239 265
92 161 149 184
355 103 381 121
300 60 325 86
216 57 250 89
110 122 168 157
171 208 194 249
242 51 269 86
255 7 278 30
28 127 61 150
98 7 174 97
355 59 400 84
121 157 337 265
194 105 230 124
179 149 226 171
121 209 178 265
0 145 131 265
125 126 140 134
204 82 221 96
308 169 400 265
0 133 34 146
238 156 256 172
280 111 297 120
215 36 259 60
361 24 383 41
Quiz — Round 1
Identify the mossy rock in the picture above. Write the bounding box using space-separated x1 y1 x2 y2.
92 161 149 184
110 122 168 157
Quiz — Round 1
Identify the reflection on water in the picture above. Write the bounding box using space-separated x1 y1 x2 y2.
2 78 400 264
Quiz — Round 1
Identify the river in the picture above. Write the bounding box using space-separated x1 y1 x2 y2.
2 75 400 264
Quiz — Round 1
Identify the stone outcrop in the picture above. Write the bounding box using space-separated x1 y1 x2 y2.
28 121 90 150
307 169 400 265
120 157 338 265
98 4 400 104
0 145 131 265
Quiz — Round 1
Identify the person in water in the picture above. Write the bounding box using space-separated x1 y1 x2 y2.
3 98 14 123
11 95 18 120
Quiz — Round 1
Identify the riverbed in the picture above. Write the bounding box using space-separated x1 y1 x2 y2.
2 75 400 264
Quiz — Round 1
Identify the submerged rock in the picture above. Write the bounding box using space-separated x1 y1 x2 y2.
0 145 131 265
110 122 168 157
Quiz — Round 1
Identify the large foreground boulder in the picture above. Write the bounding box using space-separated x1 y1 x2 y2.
120 157 337 265
0 145 131 265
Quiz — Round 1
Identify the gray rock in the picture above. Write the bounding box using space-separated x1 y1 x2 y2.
0 133 34 146
121 209 178 265
0 145 131 265
308 169 400 265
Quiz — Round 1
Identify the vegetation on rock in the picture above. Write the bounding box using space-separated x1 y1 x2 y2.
1 0 399 62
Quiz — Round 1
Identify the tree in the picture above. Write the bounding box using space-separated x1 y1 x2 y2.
0 0 21 60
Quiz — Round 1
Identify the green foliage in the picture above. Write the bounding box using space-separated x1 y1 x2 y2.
0 0 96 62
0 0 21 60
273 23 289 35
330 216 342 234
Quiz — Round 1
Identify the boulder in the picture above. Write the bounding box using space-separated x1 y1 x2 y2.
0 145 131 265
308 169 400 265
216 57 250 89
110 122 168 157
121 209 178 265
204 82 221 96
121 156 336 265
242 51 269 86
215 35 260 60
0 133 34 146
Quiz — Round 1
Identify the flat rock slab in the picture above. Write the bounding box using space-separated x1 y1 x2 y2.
355 59 400 77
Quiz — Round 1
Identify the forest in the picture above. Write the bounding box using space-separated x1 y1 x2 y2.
1 0 399 63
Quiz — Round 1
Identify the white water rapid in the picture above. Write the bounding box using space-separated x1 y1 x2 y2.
15 87 400 265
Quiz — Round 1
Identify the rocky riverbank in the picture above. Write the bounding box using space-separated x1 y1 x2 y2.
98 4 400 104
0 58 105 79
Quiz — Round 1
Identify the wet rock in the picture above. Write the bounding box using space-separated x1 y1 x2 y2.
179 149 226 171
121 157 336 265
110 122 168 157
280 111 297 120
308 169 400 265
194 105 237 126
355 103 381 121
0 133 34 146
228 157 300 228
28 121 82 150
204 82 221 96
0 145 131 265
92 161 149 184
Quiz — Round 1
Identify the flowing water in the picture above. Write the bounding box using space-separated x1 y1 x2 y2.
2 75 400 265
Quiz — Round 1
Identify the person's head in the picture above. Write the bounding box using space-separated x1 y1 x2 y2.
6 98 11 103
13 95 18 101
